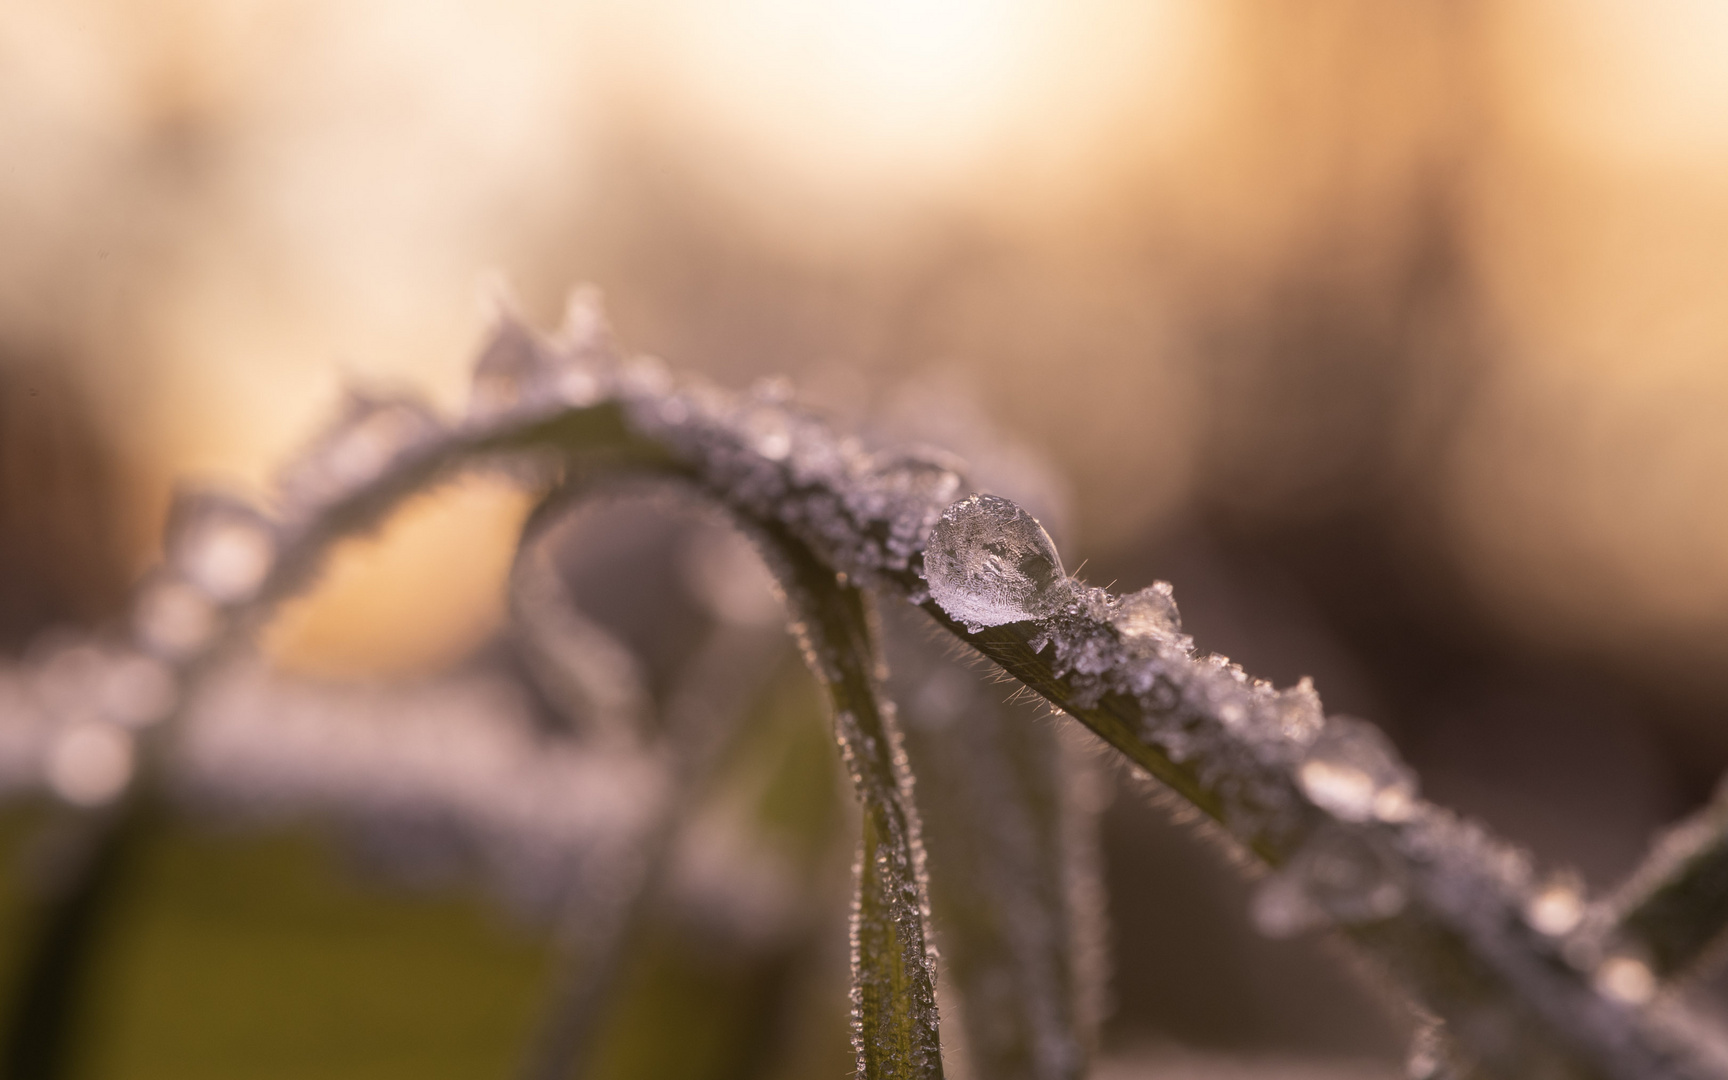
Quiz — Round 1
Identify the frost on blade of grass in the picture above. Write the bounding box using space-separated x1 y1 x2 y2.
887 601 1101 1080
16 294 1728 1080
917 490 1728 1079
749 522 944 1080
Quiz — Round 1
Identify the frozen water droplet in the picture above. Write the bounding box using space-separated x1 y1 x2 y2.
1524 880 1585 937
924 494 1067 631
47 721 134 807
1297 715 1417 823
167 493 276 604
281 395 441 508
1252 828 1405 938
1111 582 1181 638
134 577 219 660
1595 954 1656 1005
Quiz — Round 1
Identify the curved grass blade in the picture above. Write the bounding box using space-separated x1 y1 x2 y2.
885 602 1101 1080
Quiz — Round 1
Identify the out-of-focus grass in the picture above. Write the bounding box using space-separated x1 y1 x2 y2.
0 817 554 1080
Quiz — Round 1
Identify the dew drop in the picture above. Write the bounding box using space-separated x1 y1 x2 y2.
1594 954 1656 1005
167 493 277 604
1524 881 1585 937
923 494 1067 631
1297 715 1417 824
47 721 134 807
1252 828 1406 938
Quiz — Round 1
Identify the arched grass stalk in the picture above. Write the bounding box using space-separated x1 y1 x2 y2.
6 292 1728 1080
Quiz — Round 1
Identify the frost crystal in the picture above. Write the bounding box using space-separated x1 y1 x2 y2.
1296 715 1417 824
1251 828 1406 938
1110 582 1181 639
924 494 1067 632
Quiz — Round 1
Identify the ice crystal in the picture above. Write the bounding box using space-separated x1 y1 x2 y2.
1109 582 1181 639
924 494 1068 632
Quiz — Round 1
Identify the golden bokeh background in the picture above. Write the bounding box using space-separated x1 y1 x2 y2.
6 0 1728 682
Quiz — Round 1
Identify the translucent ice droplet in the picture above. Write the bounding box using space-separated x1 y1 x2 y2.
1297 715 1417 823
1111 582 1181 639
167 493 277 604
1252 829 1406 938
924 494 1067 631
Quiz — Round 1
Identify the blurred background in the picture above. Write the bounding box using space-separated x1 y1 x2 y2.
6 0 1728 1075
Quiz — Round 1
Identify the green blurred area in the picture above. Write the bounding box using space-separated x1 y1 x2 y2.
0 661 854 1080
0 818 552 1080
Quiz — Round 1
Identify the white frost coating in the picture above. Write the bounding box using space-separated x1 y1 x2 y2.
924 494 1067 632
1110 583 1180 638
1296 716 1417 824
277 394 443 513
1251 828 1406 939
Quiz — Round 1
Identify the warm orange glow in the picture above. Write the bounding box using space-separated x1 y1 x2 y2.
261 476 533 679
